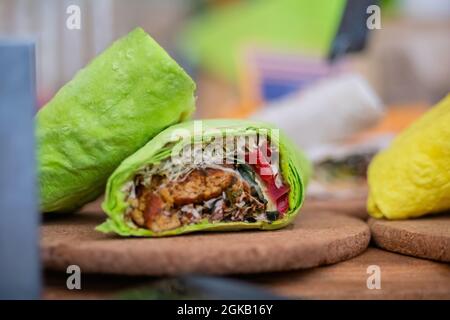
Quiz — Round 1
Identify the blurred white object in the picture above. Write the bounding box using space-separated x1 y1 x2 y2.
308 134 393 164
251 74 383 151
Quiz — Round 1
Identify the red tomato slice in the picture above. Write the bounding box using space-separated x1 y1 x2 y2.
246 146 289 214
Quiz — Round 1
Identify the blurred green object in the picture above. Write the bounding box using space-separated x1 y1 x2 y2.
180 0 346 82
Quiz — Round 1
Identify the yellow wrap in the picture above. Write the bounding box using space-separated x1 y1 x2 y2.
367 94 450 219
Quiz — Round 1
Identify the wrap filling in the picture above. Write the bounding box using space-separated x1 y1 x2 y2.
123 135 290 232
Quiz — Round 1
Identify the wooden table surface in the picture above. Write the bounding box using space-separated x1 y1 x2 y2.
246 248 450 299
41 210 370 276
42 196 450 299
43 247 450 300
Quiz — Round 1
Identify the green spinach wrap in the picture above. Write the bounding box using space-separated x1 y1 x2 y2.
98 119 311 237
37 28 196 213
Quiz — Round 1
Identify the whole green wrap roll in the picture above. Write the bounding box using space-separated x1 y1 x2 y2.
37 28 196 213
98 119 311 237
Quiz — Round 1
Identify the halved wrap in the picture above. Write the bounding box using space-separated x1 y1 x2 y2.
367 94 450 219
98 119 311 236
36 28 196 213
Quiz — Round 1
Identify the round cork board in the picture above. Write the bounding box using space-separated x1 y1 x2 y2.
41 209 370 276
369 213 450 262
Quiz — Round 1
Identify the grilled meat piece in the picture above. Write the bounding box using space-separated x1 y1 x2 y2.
129 166 269 232
166 168 236 206
143 192 164 227
130 168 238 230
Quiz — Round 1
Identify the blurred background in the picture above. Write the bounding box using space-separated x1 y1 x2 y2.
0 0 448 105
0 0 449 198
1 0 449 300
